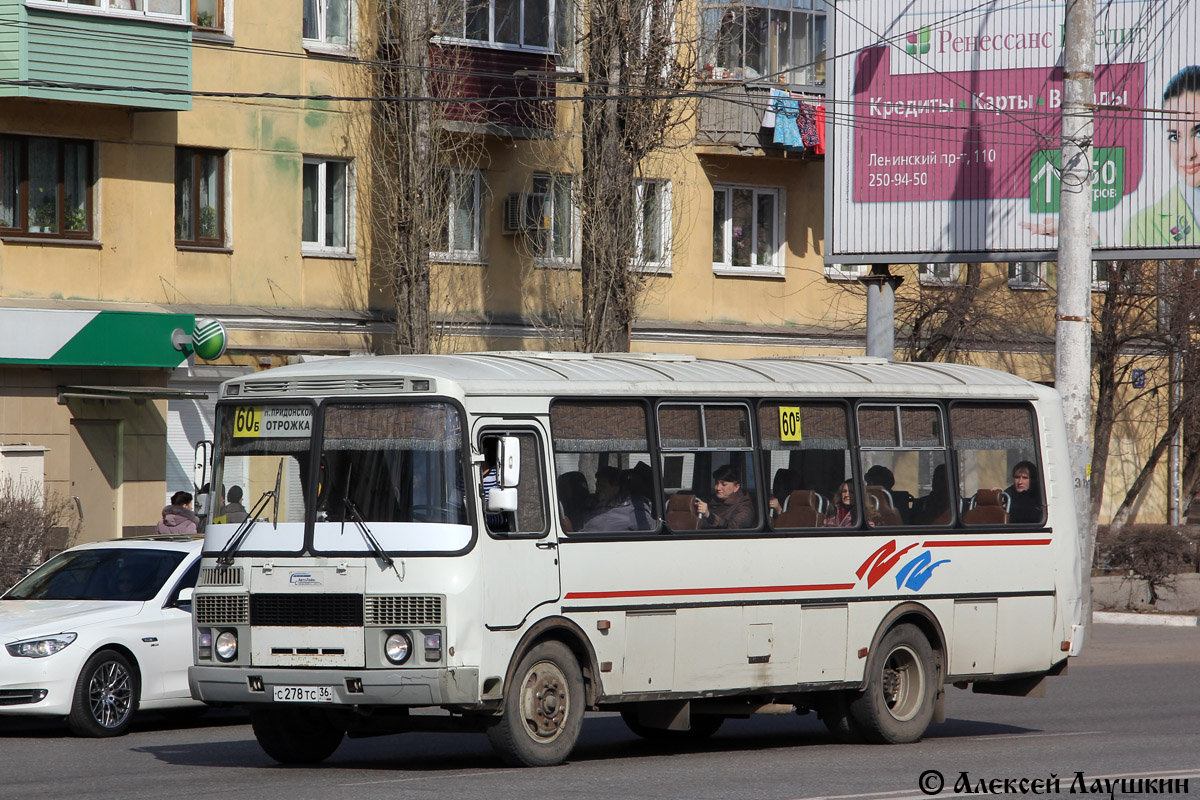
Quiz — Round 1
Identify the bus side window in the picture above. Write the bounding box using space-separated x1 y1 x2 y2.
480 432 547 535
757 402 851 530
950 404 1044 527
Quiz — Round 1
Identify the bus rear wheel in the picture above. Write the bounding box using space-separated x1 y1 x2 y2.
251 707 344 764
850 623 937 743
487 640 585 767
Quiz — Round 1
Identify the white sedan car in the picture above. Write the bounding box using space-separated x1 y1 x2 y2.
0 535 203 736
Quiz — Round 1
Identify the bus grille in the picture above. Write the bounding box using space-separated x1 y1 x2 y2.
195 594 249 625
199 566 243 587
250 593 364 627
365 595 444 626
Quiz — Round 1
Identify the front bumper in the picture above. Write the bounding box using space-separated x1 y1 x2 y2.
189 665 481 707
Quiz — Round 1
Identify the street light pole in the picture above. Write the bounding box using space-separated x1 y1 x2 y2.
1057 0 1096 635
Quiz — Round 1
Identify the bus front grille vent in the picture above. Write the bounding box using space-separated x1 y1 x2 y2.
199 566 243 587
250 593 364 627
195 594 249 625
365 595 444 626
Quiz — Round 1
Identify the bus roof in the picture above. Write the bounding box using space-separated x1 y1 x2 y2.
224 353 1056 402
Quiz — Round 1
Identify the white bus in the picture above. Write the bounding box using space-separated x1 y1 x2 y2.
189 353 1085 767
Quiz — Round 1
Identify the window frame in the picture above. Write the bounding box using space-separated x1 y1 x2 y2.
175 147 227 249
302 0 353 51
824 263 870 282
435 0 558 53
633 178 672 273
1092 259 1113 292
711 183 785 277
947 400 1046 528
301 156 353 256
855 402 952 528
531 172 578 266
918 262 962 286
429 168 483 263
701 0 828 89
478 427 550 540
26 0 188 22
1007 261 1046 290
190 0 224 31
0 134 95 241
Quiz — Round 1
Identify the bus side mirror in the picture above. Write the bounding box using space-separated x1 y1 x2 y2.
193 440 212 515
498 436 521 488
486 487 519 513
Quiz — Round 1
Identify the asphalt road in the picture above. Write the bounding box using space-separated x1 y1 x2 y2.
1 623 1197 800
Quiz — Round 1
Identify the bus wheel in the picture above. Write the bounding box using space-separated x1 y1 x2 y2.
620 709 724 741
850 623 937 744
251 707 344 764
816 691 862 743
487 640 585 767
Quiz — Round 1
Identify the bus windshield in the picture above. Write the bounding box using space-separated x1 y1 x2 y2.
316 401 466 526
211 404 314 530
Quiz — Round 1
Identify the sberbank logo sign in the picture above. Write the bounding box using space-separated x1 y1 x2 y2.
906 26 931 57
191 318 228 361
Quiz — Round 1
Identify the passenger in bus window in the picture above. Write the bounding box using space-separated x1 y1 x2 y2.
864 465 913 523
1004 461 1043 524
912 464 952 525
580 466 652 532
767 468 797 520
824 481 856 527
695 465 755 529
556 471 592 529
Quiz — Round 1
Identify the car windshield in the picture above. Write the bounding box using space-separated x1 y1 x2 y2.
3 548 187 601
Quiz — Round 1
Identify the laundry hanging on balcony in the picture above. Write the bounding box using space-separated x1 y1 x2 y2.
764 90 825 154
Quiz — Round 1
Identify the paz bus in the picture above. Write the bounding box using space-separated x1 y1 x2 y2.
188 353 1084 766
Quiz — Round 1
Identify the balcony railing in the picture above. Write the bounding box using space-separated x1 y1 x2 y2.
697 82 823 156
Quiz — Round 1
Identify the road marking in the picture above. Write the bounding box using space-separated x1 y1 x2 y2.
956 730 1100 741
340 769 510 787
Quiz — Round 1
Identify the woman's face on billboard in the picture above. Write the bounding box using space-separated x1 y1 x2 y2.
1164 90 1200 188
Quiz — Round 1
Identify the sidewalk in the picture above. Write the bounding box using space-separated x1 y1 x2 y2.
1091 573 1200 626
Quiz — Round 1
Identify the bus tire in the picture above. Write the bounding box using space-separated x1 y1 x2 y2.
816 691 863 743
620 709 724 741
849 623 937 744
487 640 585 767
251 707 344 764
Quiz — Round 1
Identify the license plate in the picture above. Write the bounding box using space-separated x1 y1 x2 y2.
272 685 334 703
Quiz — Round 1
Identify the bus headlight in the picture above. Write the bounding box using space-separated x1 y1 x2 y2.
215 630 238 662
423 632 442 662
384 633 411 664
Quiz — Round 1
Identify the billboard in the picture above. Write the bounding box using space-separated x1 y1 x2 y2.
827 0 1200 262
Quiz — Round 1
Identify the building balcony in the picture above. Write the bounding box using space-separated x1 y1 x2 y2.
697 82 823 157
431 45 556 137
0 0 192 111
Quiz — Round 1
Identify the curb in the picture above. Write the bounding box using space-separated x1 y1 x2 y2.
1093 611 1200 627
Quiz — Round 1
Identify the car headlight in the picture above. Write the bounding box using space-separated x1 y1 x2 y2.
6 633 78 659
384 632 411 664
215 630 238 661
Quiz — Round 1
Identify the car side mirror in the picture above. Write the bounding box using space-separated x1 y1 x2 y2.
174 587 194 609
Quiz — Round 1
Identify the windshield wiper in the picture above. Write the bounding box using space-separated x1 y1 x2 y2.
340 463 402 580
218 459 282 566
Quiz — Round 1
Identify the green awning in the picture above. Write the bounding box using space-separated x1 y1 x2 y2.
0 309 195 368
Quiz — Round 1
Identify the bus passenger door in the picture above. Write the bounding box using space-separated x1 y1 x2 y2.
476 424 561 628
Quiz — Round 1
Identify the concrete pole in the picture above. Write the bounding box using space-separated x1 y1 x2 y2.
861 264 903 361
1057 0 1095 632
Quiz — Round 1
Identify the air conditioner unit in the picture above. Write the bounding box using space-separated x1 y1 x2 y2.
502 192 549 234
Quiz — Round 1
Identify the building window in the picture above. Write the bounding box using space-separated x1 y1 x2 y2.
918 262 961 285
824 263 869 281
302 158 351 254
532 173 575 263
0 135 93 239
1008 261 1044 289
702 0 827 87
303 0 350 46
712 185 783 275
441 0 555 51
175 149 225 247
634 179 671 270
191 0 222 30
31 0 186 20
432 169 481 261
1092 260 1113 291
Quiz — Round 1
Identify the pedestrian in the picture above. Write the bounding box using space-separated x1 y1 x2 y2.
156 490 200 535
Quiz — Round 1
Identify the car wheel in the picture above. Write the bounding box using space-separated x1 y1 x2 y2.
251 707 345 764
486 640 585 767
68 649 139 737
